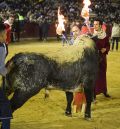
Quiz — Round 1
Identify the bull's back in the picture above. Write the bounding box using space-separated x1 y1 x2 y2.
6 53 53 92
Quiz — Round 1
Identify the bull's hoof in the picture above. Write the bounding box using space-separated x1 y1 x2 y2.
44 93 49 99
65 111 72 117
84 117 92 121
44 89 50 99
84 113 91 121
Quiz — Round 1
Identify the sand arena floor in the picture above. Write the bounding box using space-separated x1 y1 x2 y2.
2 40 120 129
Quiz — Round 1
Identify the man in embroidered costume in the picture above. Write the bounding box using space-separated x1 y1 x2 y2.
65 24 98 119
93 18 110 99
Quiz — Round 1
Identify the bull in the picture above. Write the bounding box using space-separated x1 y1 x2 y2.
4 35 99 119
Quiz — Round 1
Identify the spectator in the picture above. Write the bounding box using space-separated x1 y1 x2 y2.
42 19 50 41
4 15 14 44
111 21 120 51
12 16 21 42
0 23 12 129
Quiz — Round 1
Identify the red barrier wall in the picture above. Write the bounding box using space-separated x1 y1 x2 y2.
21 22 56 38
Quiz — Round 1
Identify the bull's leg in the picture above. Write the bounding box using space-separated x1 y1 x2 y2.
84 87 93 120
65 91 73 116
10 89 40 112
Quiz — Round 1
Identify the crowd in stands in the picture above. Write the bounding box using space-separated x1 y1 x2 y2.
91 0 120 23
0 0 120 23
0 0 120 39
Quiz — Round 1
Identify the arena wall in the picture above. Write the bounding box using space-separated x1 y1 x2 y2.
21 22 56 38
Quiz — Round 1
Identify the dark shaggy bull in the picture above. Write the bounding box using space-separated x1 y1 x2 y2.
4 36 99 119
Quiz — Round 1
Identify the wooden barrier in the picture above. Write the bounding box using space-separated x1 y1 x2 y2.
21 22 56 38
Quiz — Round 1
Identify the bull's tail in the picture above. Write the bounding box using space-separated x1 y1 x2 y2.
5 53 24 95
6 53 24 72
